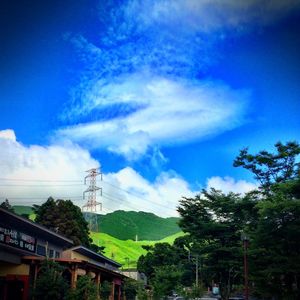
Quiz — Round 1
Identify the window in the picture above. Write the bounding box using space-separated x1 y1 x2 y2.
49 249 54 258
37 244 46 256
55 251 60 258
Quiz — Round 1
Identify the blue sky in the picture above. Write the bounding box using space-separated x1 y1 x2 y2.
0 0 300 216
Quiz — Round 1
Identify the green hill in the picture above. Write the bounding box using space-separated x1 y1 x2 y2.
90 210 181 241
12 205 184 267
12 205 35 220
90 231 185 268
13 205 34 215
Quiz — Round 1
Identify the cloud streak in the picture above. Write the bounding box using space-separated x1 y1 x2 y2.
59 0 299 161
57 73 249 159
125 0 300 33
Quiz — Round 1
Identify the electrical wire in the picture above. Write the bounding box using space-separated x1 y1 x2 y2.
0 177 180 216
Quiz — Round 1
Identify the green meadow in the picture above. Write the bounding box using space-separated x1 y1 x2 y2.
13 205 184 267
90 231 185 268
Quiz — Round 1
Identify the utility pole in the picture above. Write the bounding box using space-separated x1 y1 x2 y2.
82 168 102 231
241 233 249 300
189 252 199 287
243 238 249 300
195 254 199 287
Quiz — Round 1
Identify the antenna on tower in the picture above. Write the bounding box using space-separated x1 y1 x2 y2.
82 168 102 231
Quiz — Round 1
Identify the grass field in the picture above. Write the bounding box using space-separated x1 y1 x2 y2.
90 231 185 268
13 205 185 267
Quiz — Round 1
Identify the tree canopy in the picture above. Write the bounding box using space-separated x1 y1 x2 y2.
0 199 14 212
33 197 91 247
176 141 300 299
233 141 300 193
139 141 300 300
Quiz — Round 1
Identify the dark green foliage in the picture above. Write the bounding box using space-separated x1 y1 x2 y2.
179 283 205 300
250 184 300 299
122 277 145 300
95 210 180 240
234 141 300 193
100 280 112 300
33 197 91 247
136 141 300 300
0 199 14 212
178 190 257 299
67 275 98 300
33 260 68 300
137 239 195 297
89 243 105 254
137 242 188 280
233 141 300 299
151 265 183 299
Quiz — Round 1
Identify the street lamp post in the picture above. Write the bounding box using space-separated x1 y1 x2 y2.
241 233 249 300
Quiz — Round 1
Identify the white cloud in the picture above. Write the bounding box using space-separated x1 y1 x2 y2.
0 130 195 216
127 0 300 33
0 129 99 207
0 129 16 141
101 167 196 217
207 176 257 194
57 73 249 160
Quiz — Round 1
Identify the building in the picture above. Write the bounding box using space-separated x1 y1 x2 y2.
0 208 123 300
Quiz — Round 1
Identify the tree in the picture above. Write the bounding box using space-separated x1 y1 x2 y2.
178 190 258 299
33 197 91 247
67 275 98 300
233 141 300 193
99 280 112 300
33 260 68 300
137 240 195 297
249 180 300 299
233 141 300 299
0 199 14 212
137 242 189 281
122 277 146 300
151 265 183 299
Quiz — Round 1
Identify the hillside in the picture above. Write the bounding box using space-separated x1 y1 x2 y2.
12 205 35 220
91 210 181 241
90 231 185 268
13 205 34 215
12 205 184 267
13 207 181 241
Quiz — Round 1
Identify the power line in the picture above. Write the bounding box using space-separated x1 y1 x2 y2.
0 178 81 182
102 193 177 218
103 180 179 211
0 177 180 215
0 196 83 200
0 184 83 187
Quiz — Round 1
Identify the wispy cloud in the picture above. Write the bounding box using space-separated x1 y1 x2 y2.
59 0 299 161
57 73 249 160
125 0 300 33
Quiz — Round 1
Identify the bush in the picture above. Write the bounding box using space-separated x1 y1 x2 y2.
67 275 98 300
33 260 68 300
100 280 112 300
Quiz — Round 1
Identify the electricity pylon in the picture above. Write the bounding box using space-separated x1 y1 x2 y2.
82 168 102 231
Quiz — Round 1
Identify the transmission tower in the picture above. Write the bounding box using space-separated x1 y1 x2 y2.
82 168 102 231
82 168 102 212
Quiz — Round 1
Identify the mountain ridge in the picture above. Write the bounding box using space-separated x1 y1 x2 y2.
13 206 181 241
85 209 181 240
